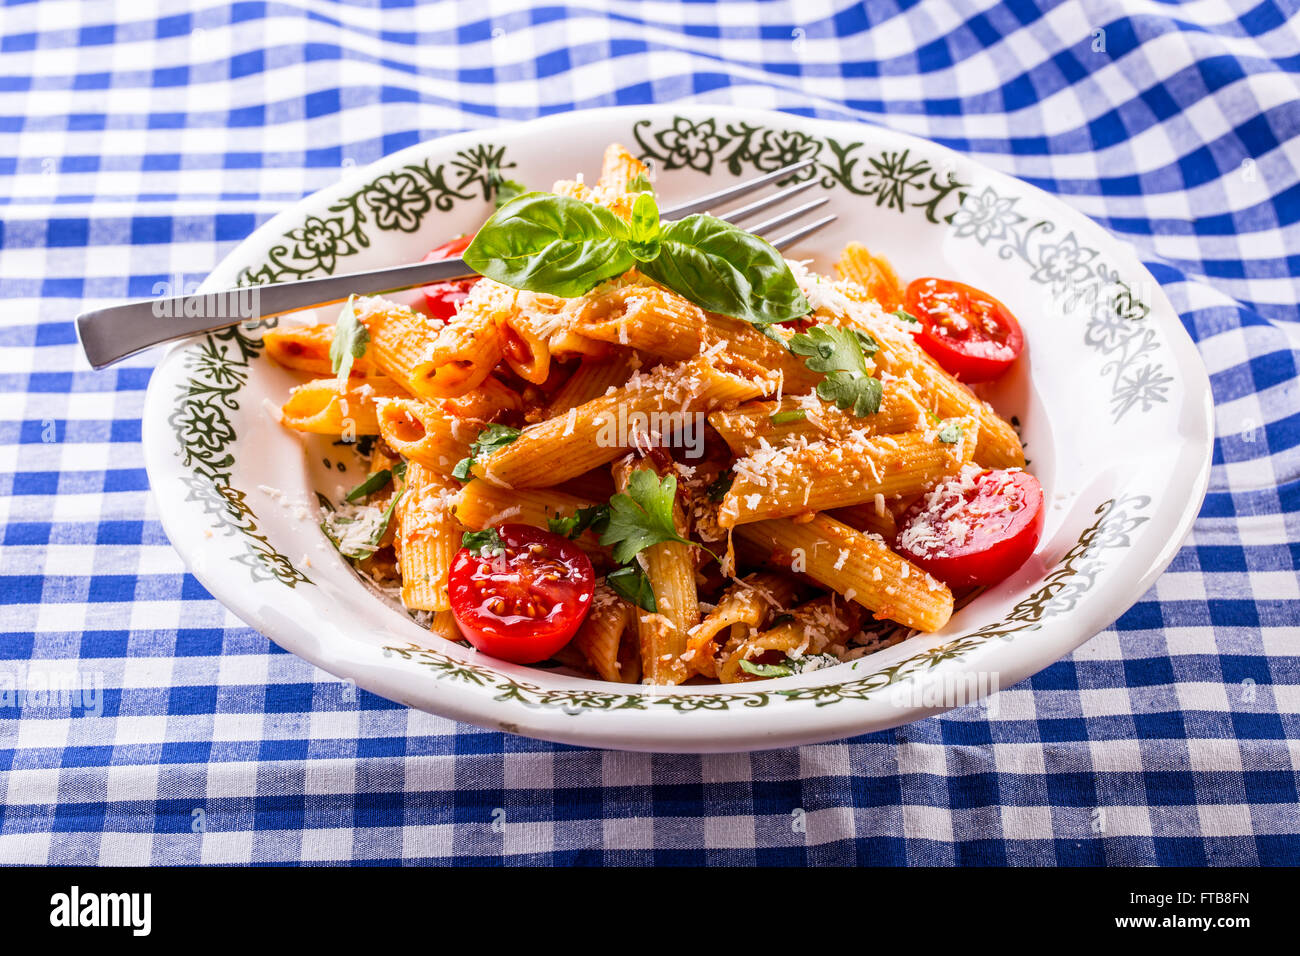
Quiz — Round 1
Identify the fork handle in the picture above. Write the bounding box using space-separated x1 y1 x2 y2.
75 257 478 369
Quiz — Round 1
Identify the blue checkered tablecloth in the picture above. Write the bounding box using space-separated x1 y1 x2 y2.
1 0 1297 866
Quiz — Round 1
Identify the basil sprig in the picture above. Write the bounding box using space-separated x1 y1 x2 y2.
464 190 810 327
463 192 635 298
638 213 809 326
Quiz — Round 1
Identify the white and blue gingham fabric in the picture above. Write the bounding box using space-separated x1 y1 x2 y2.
1 0 1297 866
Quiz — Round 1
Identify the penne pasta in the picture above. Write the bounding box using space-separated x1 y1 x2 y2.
718 417 978 527
572 584 637 683
719 595 863 683
835 242 905 311
546 351 637 417
566 283 819 391
279 376 409 436
450 481 596 533
614 456 700 686
685 572 799 678
263 323 379 377
350 296 451 396
735 512 954 632
475 354 768 489
394 462 462 612
436 375 522 421
375 397 480 476
707 384 927 457
850 314 1025 468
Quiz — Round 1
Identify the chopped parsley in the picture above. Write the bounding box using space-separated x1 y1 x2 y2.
329 295 370 383
548 504 610 540
453 424 522 482
788 324 883 417
770 409 807 425
937 422 964 444
461 528 503 557
605 565 656 613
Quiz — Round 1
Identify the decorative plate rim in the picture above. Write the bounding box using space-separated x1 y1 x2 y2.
141 105 1214 752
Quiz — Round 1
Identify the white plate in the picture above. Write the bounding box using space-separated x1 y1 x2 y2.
142 106 1213 752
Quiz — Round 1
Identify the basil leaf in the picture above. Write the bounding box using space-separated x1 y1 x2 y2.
345 468 392 502
463 192 635 298
461 528 503 557
606 565 657 613
330 294 369 383
493 178 527 209
738 658 793 678
626 191 661 262
639 214 810 326
892 307 918 324
627 172 655 193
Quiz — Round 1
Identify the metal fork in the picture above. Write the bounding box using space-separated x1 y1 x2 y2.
76 158 835 369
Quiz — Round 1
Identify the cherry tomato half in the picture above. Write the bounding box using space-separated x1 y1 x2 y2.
905 278 1024 383
448 524 595 664
895 467 1044 589
422 234 478 321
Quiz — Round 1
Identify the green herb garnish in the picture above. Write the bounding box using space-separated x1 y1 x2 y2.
892 307 918 324
627 172 655 193
788 324 883 417
606 565 657 613
739 658 793 678
461 528 503 557
770 409 807 425
937 422 964 444
548 504 611 540
463 194 809 327
345 469 392 503
600 470 696 565
453 424 522 483
321 491 402 561
706 472 734 502
329 294 369 383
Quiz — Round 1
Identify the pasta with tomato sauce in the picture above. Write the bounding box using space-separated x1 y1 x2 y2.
265 142 1042 685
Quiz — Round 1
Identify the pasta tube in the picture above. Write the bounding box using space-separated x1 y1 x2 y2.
279 377 408 436
735 513 953 632
475 355 767 489
718 418 978 527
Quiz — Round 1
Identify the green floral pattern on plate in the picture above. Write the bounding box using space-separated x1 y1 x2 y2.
170 145 514 585
633 116 1170 420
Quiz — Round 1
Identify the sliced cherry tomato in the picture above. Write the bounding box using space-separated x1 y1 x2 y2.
448 524 594 664
895 467 1044 589
905 278 1024 383
422 234 478 321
